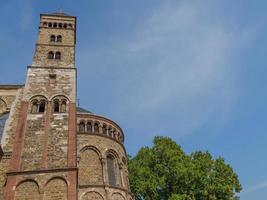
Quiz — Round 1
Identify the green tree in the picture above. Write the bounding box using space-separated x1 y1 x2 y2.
128 136 241 200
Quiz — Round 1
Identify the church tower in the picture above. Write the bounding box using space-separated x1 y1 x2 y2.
0 12 133 200
4 13 77 199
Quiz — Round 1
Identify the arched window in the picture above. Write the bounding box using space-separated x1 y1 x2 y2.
79 122 85 133
53 23 58 28
48 22 52 28
63 23 67 28
94 123 99 133
58 23 62 28
107 155 116 186
87 122 92 133
56 35 62 42
38 101 46 113
50 35 56 42
55 52 61 60
61 100 67 113
31 101 38 113
48 51 54 59
43 22 47 27
54 100 60 113
68 24 73 28
103 125 107 135
108 127 112 137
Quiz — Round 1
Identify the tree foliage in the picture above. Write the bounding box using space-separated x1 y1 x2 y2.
128 136 241 200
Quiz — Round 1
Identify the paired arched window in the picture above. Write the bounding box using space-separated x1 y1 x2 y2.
52 97 68 113
107 155 117 186
31 98 47 113
48 51 61 60
50 35 62 42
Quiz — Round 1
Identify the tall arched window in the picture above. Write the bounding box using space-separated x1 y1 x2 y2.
48 22 52 28
79 122 85 133
48 51 54 59
50 35 56 42
61 100 67 113
56 35 62 42
38 101 46 113
87 122 92 133
55 52 61 60
53 100 60 113
107 155 116 186
53 23 58 28
58 23 62 28
63 23 67 28
94 123 99 133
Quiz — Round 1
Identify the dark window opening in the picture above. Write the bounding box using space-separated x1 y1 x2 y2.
56 35 62 42
103 125 107 135
50 35 56 42
48 22 52 28
87 122 92 133
94 123 99 133
53 23 58 28
63 23 67 28
55 52 61 60
58 23 62 28
48 51 54 59
38 101 46 113
79 122 85 132
54 100 60 113
0 112 9 139
107 155 116 186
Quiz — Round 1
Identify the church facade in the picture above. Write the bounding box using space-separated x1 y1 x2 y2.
0 13 133 200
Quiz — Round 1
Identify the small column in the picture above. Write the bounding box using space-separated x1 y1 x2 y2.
101 158 108 184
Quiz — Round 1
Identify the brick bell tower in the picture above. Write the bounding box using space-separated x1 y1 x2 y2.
4 13 77 199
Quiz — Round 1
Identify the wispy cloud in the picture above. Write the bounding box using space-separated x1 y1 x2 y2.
242 181 267 194
79 0 256 139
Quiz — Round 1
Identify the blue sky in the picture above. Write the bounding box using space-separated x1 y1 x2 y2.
0 0 267 199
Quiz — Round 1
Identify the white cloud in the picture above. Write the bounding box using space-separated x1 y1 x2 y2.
78 0 255 138
242 181 267 194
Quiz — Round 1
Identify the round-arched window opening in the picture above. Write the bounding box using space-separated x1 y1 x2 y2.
79 122 85 133
61 100 67 112
94 123 99 133
50 35 56 42
56 35 62 42
68 24 73 28
48 22 52 28
43 22 47 27
38 101 46 113
58 23 62 28
48 51 54 59
55 52 61 60
63 23 67 29
53 23 58 28
54 100 60 113
87 122 92 133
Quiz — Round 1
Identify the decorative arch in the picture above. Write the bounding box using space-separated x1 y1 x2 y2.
15 179 39 200
78 147 103 186
111 193 126 200
44 177 67 200
81 191 104 200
